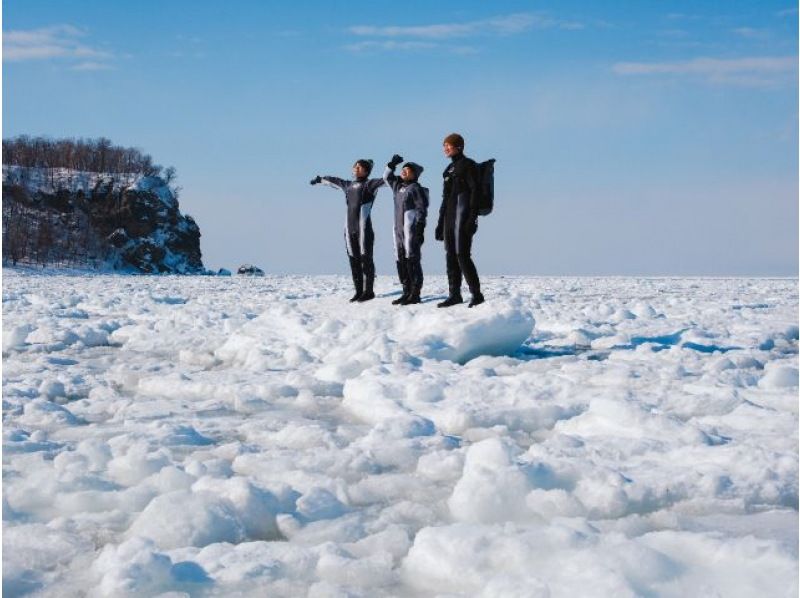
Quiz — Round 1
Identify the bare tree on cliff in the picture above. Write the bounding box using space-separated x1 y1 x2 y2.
2 136 165 176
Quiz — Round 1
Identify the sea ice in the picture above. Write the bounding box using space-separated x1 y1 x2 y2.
2 272 797 596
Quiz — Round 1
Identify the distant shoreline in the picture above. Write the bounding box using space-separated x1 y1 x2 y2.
2 265 797 282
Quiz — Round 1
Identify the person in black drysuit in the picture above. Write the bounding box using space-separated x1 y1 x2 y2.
310 159 385 302
435 133 485 308
383 154 428 305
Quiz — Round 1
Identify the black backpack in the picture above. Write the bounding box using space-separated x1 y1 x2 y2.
476 159 496 216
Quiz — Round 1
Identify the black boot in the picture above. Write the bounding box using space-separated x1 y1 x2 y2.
438 261 462 307
402 288 421 305
468 293 485 308
458 252 482 304
358 276 375 302
393 286 410 305
349 256 363 302
402 259 422 304
392 260 409 304
437 294 463 308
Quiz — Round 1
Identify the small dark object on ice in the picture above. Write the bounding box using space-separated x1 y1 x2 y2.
237 264 265 276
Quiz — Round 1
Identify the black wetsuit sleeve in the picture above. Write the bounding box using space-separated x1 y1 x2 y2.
435 200 445 235
414 187 428 229
320 176 348 191
436 167 449 233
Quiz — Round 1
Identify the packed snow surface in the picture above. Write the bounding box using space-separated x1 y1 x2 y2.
3 271 798 597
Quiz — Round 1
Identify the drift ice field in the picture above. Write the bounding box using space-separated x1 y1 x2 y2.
2 271 798 597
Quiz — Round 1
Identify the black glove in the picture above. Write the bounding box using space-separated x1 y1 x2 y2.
470 219 479 235
388 154 403 169
435 224 444 242
310 176 322 185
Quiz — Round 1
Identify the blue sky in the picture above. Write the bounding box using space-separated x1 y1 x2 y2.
4 1 798 275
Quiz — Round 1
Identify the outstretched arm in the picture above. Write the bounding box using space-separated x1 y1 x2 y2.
318 176 348 190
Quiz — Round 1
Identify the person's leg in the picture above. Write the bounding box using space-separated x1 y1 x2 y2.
393 253 409 304
348 255 363 301
438 224 464 308
457 230 483 306
402 217 424 305
358 220 376 302
345 228 363 302
414 255 424 297
403 258 422 304
454 207 483 307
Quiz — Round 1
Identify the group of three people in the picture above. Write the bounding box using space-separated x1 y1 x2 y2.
310 133 485 308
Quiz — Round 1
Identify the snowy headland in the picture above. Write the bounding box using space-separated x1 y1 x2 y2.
2 271 798 596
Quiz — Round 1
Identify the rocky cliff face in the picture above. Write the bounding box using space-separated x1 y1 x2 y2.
2 166 204 273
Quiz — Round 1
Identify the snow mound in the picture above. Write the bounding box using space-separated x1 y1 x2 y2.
215 296 534 378
93 536 210 596
759 364 799 389
401 521 798 597
342 375 437 437
448 438 532 523
396 297 535 363
128 490 244 549
128 478 283 549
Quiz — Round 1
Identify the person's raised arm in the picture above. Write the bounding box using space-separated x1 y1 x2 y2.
383 154 404 190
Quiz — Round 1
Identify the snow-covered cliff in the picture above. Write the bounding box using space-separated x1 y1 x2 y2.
2 165 204 273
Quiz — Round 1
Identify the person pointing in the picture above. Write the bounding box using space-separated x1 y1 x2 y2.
311 159 385 302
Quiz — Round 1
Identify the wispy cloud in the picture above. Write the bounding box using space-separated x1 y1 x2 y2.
344 40 482 56
665 13 702 21
346 12 582 52
3 24 113 67
732 27 770 39
345 40 439 52
613 56 797 86
70 61 113 71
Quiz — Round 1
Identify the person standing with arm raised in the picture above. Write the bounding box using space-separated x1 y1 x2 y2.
384 154 428 305
310 159 385 302
435 133 484 308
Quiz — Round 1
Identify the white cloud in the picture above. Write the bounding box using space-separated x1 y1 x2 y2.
344 39 480 56
732 27 770 39
348 12 582 41
345 40 439 52
613 56 797 86
3 24 113 66
350 22 472 39
70 61 114 71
